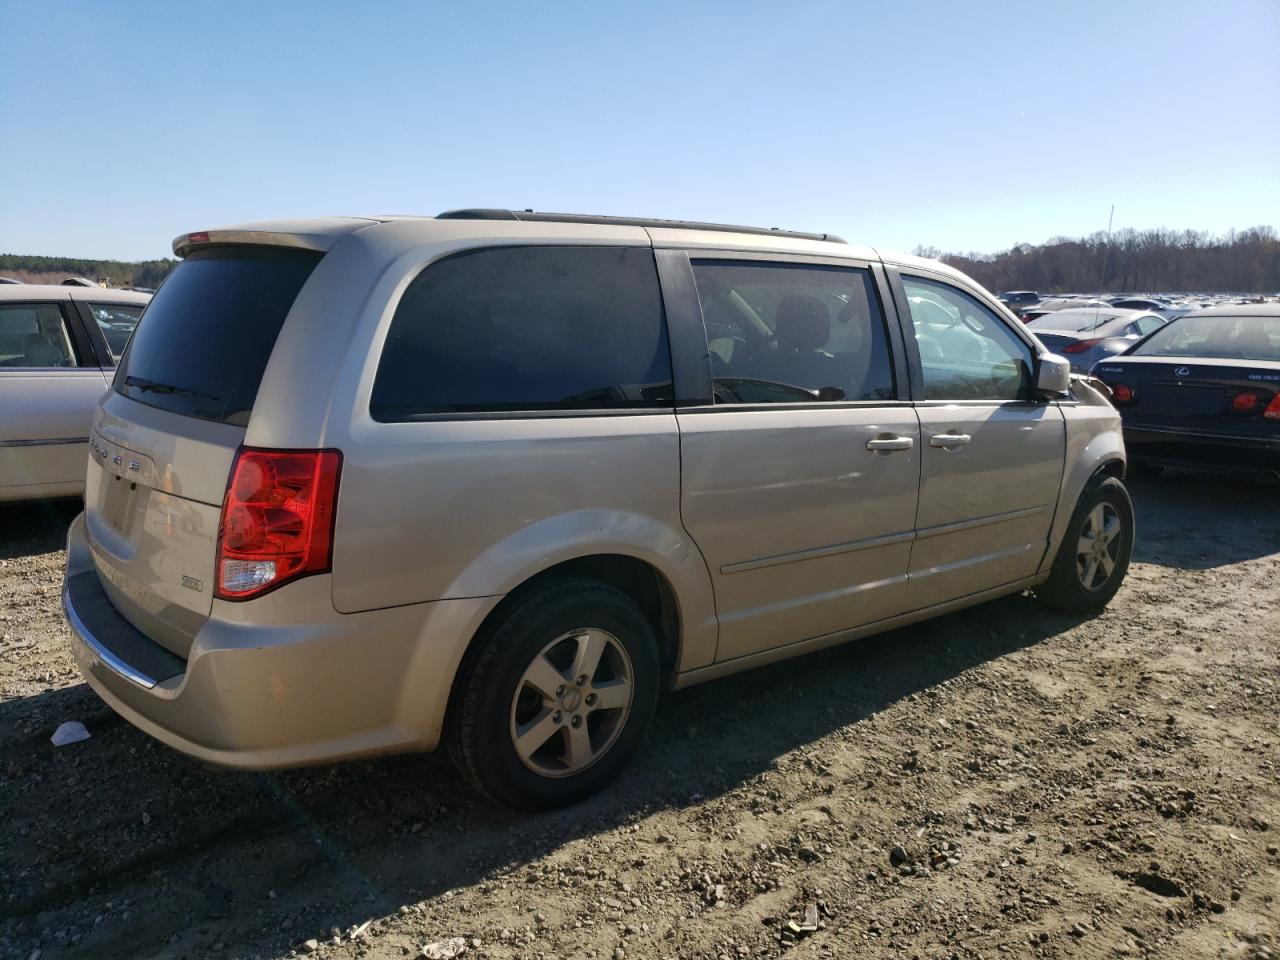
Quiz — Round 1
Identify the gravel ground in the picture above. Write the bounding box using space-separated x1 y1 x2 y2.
1 473 1277 960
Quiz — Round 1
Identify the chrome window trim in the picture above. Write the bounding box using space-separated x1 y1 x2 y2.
368 407 675 423
677 399 914 414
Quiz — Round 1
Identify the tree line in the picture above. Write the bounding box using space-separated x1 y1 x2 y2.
5 225 1278 296
0 253 176 289
919 226 1279 294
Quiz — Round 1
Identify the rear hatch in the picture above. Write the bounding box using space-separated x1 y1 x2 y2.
84 246 322 657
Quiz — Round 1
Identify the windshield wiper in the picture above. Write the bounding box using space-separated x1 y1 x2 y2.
124 376 220 403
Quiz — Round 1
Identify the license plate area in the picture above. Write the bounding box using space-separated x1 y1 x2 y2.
101 468 141 535
1145 384 1224 416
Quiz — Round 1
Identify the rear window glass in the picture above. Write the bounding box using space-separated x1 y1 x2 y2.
1027 310 1121 332
371 246 672 419
114 247 321 426
1131 314 1280 361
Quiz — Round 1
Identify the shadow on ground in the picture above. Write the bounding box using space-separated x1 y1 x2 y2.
0 499 80 561
4 596 1069 958
1127 469 1280 570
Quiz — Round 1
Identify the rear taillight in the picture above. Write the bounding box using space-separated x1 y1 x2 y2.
1232 391 1261 413
1063 338 1103 354
1110 383 1135 405
215 448 342 600
1265 394 1280 420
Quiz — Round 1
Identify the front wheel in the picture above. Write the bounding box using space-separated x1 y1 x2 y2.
445 579 660 810
1037 476 1134 615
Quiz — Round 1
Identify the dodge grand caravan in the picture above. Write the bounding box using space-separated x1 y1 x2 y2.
63 210 1133 809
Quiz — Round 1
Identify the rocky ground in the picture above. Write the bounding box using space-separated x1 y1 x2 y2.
1 473 1277 960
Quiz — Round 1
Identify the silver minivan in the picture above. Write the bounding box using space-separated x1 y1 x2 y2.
62 210 1133 808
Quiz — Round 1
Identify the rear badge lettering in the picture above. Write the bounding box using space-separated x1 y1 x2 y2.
181 576 203 593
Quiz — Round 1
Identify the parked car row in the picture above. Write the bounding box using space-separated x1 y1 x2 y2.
999 289 1277 323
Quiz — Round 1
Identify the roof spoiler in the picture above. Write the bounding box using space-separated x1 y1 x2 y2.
172 230 331 259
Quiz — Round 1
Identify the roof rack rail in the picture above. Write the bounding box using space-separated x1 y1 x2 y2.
436 208 846 244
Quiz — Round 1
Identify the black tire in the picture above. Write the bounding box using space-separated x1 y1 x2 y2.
445 579 660 810
1130 459 1164 480
1037 476 1134 615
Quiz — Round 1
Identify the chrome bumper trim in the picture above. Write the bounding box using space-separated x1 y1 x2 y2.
62 583 158 689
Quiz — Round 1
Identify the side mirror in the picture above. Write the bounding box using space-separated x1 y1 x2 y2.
1034 353 1071 398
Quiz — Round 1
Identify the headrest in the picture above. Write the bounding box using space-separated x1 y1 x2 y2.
775 294 831 352
1234 322 1274 357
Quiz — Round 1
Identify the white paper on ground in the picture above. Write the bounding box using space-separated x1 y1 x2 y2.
50 721 91 746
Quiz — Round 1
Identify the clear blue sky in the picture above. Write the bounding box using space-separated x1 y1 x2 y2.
2 0 1277 261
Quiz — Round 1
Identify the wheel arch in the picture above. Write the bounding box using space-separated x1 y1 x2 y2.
440 549 712 740
465 554 684 677
1092 457 1126 483
1040 414 1128 576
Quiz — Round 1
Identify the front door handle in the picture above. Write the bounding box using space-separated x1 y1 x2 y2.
930 433 972 448
866 436 915 452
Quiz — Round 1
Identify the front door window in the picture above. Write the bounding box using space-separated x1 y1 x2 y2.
901 276 1033 401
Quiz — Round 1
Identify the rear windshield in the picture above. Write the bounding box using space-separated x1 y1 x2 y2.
1131 314 1280 362
1027 310 1120 332
114 247 321 425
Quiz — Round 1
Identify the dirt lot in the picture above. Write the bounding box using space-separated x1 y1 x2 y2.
1 474 1277 960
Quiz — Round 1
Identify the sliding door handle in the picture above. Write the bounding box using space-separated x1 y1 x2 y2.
930 433 972 448
866 435 915 452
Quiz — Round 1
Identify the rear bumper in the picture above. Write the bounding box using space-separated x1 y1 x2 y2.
63 514 497 769
1123 424 1280 472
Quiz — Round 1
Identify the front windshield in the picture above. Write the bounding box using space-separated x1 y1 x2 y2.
1027 310 1119 333
1131 314 1280 361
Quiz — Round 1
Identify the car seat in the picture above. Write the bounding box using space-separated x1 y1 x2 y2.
769 295 844 394
23 333 66 367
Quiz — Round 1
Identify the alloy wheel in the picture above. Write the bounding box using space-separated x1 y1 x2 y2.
508 628 634 778
1076 502 1123 591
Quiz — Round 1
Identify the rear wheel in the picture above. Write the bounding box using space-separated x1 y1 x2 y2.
1037 476 1134 615
445 579 660 810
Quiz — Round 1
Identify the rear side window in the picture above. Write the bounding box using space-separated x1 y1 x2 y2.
115 247 321 426
690 260 895 403
371 246 672 419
